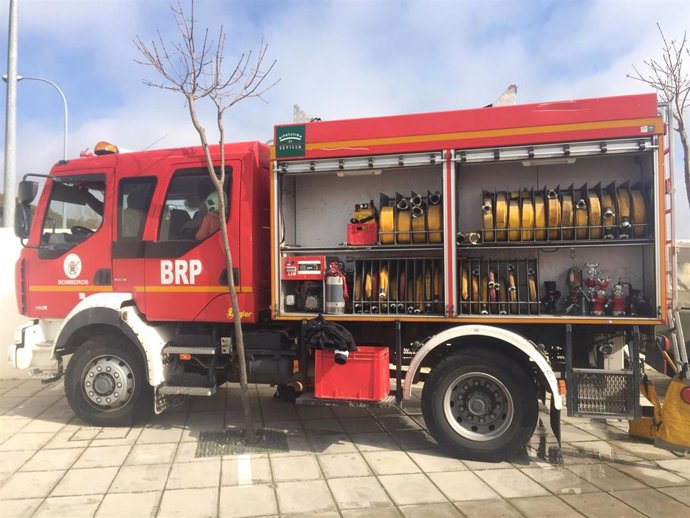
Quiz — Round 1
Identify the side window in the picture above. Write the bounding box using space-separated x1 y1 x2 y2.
118 177 156 240
159 167 231 242
41 176 105 249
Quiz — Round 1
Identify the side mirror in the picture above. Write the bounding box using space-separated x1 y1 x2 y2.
18 180 38 204
14 203 33 239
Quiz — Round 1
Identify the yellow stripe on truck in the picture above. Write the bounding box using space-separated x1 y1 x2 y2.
135 285 253 293
29 285 113 292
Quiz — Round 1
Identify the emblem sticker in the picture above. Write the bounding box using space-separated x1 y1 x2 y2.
275 124 306 158
63 253 82 279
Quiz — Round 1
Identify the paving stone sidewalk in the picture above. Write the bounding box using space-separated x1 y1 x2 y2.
0 378 688 517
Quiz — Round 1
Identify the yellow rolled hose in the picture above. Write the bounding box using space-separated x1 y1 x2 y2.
631 189 646 238
534 193 546 241
498 280 508 315
495 192 508 241
427 204 443 243
412 208 426 243
396 210 411 244
471 274 480 314
588 191 602 239
480 275 489 314
547 191 561 240
461 267 469 301
482 195 494 242
433 266 443 313
575 198 588 240
561 193 574 240
379 265 389 301
508 269 517 313
528 273 538 313
389 270 398 303
508 197 520 242
521 198 535 241
602 192 616 237
379 206 395 245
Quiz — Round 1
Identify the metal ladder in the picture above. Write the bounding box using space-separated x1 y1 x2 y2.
661 102 689 369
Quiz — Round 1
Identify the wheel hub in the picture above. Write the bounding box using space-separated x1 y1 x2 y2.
83 355 135 410
467 391 492 416
93 373 116 396
443 372 514 442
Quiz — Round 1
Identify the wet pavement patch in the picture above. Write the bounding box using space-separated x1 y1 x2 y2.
195 428 289 457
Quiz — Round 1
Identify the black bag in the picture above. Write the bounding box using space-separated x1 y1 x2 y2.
303 314 357 352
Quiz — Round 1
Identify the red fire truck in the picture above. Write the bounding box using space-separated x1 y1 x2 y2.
9 93 689 460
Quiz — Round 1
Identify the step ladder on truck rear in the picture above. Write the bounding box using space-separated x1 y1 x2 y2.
627 102 690 455
9 93 686 461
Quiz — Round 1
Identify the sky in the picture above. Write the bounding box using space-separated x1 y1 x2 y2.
1 0 689 235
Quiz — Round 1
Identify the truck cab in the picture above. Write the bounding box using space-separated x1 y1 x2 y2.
15 141 271 325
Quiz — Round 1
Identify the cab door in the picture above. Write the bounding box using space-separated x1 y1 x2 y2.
111 176 157 313
26 172 113 318
141 164 240 322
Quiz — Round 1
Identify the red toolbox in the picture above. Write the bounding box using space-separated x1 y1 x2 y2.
315 346 390 401
347 222 379 246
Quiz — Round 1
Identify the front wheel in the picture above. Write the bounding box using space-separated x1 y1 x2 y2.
65 336 153 426
421 350 538 461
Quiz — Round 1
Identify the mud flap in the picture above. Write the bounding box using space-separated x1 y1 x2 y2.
550 396 561 446
154 386 185 414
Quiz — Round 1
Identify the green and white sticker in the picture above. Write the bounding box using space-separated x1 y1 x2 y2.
276 125 306 158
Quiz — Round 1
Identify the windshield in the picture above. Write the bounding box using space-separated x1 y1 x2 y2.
41 178 105 249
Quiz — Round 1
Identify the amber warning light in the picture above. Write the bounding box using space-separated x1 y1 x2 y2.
93 141 119 155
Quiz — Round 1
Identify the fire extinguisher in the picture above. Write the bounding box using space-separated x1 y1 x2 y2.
325 262 349 314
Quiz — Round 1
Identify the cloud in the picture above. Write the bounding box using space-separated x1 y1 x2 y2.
1 0 689 234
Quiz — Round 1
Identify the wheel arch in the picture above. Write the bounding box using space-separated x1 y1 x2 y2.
53 293 164 386
55 307 144 358
404 324 562 410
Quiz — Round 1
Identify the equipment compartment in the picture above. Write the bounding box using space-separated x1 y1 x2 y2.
352 258 444 315
455 140 656 247
278 159 443 249
454 138 660 320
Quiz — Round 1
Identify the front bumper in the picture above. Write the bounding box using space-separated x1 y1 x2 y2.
8 321 61 379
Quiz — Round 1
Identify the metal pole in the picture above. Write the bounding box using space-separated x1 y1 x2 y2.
3 0 19 228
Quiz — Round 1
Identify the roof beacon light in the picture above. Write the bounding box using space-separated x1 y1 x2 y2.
93 141 119 155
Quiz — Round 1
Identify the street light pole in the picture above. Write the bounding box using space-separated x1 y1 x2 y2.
7 75 69 161
3 0 19 228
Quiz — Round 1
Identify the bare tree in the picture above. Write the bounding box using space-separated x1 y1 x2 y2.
628 24 690 208
135 0 277 442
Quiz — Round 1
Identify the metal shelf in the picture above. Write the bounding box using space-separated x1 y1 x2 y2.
459 238 655 250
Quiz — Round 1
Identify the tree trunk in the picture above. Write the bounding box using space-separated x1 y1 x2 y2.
186 96 255 442
677 120 690 211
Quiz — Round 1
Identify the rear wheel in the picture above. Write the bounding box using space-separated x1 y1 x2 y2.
65 336 152 426
422 349 538 461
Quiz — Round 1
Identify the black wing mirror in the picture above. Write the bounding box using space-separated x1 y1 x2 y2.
18 180 38 204
14 203 33 239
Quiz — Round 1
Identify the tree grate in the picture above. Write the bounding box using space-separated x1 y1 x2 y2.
195 428 289 457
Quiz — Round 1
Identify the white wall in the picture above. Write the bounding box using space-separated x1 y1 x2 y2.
0 228 32 379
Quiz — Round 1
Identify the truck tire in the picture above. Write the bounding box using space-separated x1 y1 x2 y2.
65 336 153 427
421 349 538 461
